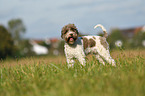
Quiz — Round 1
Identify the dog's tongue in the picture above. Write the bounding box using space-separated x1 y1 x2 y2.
70 37 74 41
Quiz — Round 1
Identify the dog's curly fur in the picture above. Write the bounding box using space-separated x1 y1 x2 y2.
61 23 116 68
61 24 78 38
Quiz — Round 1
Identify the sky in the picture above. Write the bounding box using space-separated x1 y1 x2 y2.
0 0 145 39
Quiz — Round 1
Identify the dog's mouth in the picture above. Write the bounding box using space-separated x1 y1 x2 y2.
68 37 74 42
66 36 77 44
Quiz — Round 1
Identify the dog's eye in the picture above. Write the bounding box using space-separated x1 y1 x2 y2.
71 28 77 32
71 28 75 32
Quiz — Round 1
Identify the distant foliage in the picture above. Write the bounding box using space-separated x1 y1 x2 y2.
132 31 145 48
18 40 36 56
0 19 35 59
103 29 145 49
0 25 15 59
7 19 35 57
8 19 26 41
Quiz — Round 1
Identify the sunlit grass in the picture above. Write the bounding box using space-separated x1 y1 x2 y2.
0 50 145 96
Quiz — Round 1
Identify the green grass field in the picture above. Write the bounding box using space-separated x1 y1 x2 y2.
0 50 145 96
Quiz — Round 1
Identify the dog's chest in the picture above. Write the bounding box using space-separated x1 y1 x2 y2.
64 38 84 57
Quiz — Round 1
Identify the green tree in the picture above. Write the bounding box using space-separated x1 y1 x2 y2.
0 25 15 59
132 31 145 48
107 29 126 49
8 19 31 56
8 18 26 42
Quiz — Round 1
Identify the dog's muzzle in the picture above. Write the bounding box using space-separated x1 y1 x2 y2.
66 34 78 44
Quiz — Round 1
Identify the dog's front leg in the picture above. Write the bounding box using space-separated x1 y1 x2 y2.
77 55 86 67
66 57 75 68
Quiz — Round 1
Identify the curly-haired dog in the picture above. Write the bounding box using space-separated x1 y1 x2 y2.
61 24 116 68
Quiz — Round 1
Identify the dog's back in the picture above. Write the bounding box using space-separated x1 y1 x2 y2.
82 36 109 55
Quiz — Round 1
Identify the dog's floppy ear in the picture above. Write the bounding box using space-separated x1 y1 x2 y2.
61 33 64 39
61 34 63 39
61 25 66 39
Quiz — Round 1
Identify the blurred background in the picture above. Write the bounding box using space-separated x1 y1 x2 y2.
0 0 145 59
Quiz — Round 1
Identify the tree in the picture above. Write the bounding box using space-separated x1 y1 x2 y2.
8 18 26 42
0 25 15 59
107 29 126 49
132 31 145 48
8 19 29 56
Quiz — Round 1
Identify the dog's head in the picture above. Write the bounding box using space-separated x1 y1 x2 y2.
61 24 79 44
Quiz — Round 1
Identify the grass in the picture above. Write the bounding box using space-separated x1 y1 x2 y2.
0 50 145 96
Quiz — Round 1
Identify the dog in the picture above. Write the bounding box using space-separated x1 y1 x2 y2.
61 24 116 68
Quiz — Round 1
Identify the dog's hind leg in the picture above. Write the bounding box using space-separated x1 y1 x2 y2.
97 49 116 66
100 52 116 66
95 54 105 65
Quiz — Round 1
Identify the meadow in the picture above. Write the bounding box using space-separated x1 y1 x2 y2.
0 50 145 96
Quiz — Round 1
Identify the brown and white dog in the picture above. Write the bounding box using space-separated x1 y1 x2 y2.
61 24 116 68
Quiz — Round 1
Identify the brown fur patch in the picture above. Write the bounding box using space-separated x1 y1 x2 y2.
83 37 88 49
99 37 108 49
83 37 96 49
89 38 96 47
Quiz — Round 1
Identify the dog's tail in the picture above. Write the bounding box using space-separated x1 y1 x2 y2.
94 24 108 38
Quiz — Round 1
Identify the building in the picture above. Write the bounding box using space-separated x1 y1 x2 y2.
119 26 144 38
